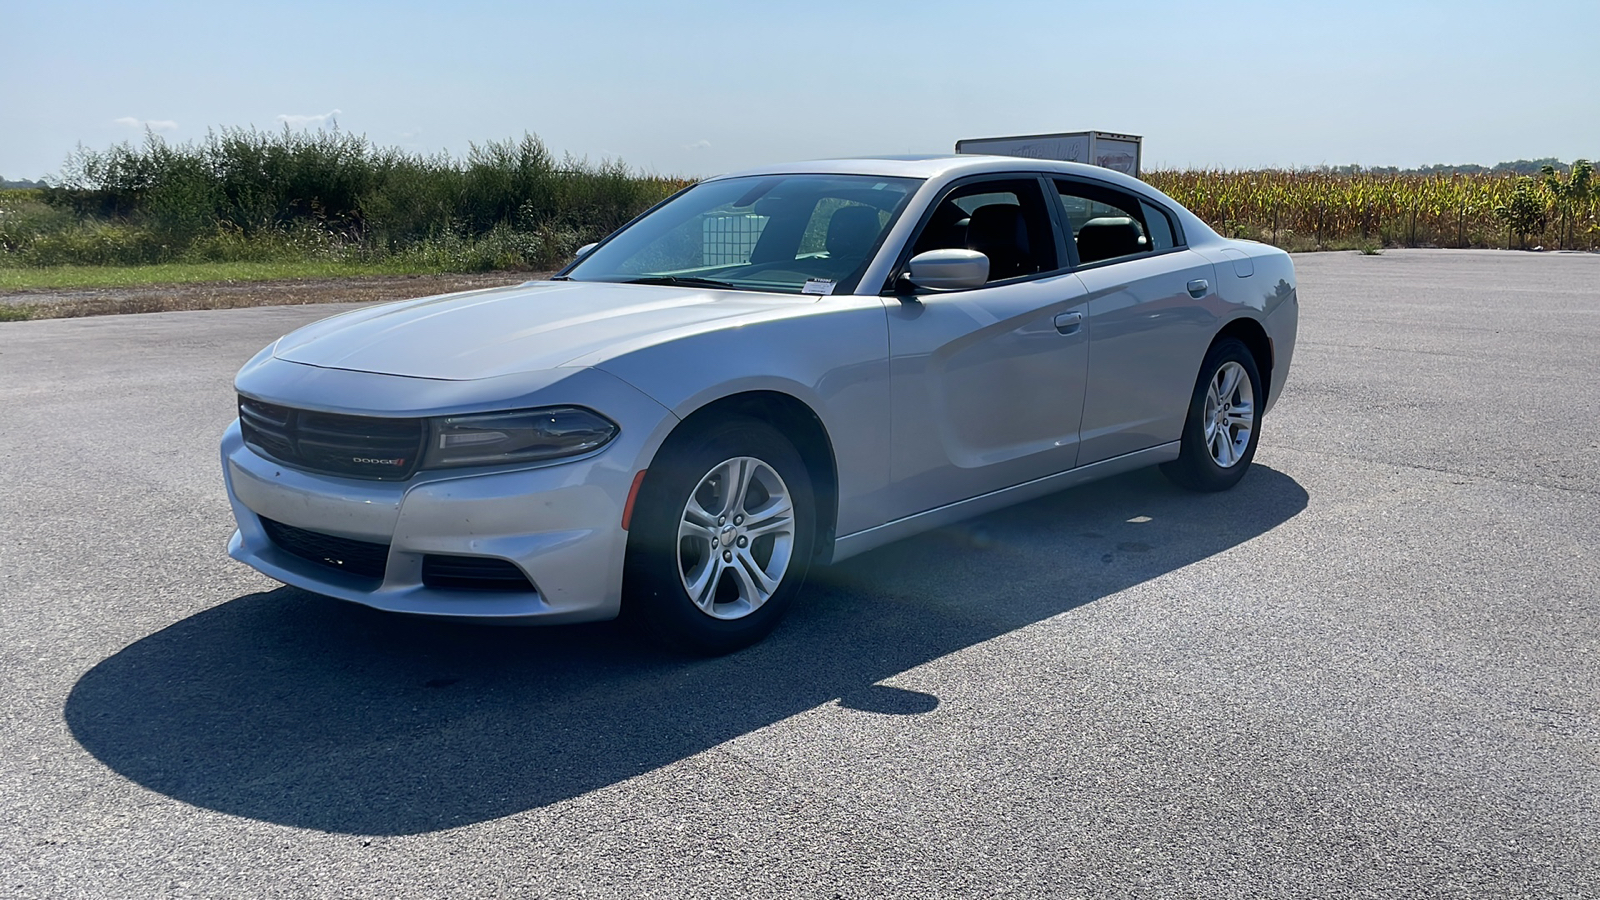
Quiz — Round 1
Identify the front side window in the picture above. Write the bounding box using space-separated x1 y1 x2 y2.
905 178 1059 285
566 174 919 294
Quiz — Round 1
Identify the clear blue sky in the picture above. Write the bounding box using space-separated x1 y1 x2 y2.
4 0 1596 181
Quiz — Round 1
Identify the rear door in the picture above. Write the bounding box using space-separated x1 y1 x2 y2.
1054 178 1221 465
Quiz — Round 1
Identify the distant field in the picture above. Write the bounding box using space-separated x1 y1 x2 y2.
2 129 1594 321
1147 167 1598 252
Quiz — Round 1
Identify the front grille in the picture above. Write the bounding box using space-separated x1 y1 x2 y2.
239 397 426 481
422 555 536 592
260 516 390 582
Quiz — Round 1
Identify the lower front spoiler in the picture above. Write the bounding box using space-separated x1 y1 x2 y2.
227 528 618 626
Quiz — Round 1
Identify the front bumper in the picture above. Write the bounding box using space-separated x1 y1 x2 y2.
222 420 634 623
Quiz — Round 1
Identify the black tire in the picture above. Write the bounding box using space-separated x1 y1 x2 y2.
623 416 815 654
1160 338 1263 492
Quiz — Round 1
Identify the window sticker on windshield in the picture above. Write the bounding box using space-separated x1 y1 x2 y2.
802 278 836 296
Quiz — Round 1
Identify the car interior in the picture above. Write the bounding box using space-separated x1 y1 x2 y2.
908 180 1059 283
820 204 883 270
905 178 1177 284
1055 180 1169 266
1076 216 1148 264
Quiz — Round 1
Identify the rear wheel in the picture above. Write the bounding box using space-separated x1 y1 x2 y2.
624 417 815 654
1161 338 1262 492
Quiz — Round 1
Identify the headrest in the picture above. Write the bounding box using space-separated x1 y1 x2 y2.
1081 216 1143 233
966 205 1027 253
826 206 882 260
1076 216 1146 264
965 204 1032 279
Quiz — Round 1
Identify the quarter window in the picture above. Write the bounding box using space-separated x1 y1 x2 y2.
1141 200 1177 251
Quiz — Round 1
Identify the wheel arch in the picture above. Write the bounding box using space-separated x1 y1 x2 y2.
647 390 840 563
1213 316 1274 406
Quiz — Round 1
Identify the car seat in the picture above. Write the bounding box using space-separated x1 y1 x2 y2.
965 204 1034 281
1076 216 1147 264
825 206 883 265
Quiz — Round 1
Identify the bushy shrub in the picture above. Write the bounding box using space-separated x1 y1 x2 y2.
20 222 171 266
14 128 687 268
1494 178 1549 249
0 191 77 253
183 222 343 263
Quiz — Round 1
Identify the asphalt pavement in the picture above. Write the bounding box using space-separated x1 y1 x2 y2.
1 249 1596 898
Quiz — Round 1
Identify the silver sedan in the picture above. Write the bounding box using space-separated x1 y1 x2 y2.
221 155 1298 652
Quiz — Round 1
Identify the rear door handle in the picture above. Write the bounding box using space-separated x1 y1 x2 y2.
1187 279 1209 298
1054 311 1083 335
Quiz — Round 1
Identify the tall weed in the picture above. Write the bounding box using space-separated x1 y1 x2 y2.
16 128 686 268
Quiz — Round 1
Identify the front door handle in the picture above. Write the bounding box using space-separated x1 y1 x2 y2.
1187 279 1209 298
1054 311 1083 335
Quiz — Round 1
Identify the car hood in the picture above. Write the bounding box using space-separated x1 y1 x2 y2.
273 280 811 380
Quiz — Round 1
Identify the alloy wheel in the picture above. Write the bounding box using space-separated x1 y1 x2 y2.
1204 360 1255 468
676 456 796 620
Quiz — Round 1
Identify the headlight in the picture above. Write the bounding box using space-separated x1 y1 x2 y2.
420 407 618 470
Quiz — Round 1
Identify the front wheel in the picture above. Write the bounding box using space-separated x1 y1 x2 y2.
623 417 815 654
1161 338 1262 492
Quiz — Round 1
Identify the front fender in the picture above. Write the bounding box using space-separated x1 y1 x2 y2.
595 296 891 537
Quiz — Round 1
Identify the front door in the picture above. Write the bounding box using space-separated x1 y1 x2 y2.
882 176 1090 522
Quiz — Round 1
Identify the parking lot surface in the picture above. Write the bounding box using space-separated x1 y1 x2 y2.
1 249 1596 899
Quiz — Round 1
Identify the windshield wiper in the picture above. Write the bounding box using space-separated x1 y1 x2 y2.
621 275 746 290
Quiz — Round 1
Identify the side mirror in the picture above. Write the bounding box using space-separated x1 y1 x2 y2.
905 249 989 291
574 242 600 260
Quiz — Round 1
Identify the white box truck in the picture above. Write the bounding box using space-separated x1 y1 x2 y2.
955 131 1143 177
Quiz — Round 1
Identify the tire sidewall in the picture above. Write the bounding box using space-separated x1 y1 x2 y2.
1169 338 1263 491
623 417 815 653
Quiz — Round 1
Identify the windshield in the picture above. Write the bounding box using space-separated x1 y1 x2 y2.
564 173 921 295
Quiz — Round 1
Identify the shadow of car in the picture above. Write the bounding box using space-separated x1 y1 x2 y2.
66 466 1306 835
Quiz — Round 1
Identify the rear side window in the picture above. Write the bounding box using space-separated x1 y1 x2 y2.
1054 180 1179 266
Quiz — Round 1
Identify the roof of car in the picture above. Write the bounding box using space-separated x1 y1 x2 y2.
706 154 1150 191
697 154 1218 245
707 151 1120 177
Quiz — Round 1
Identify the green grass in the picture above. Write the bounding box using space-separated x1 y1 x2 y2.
0 258 454 291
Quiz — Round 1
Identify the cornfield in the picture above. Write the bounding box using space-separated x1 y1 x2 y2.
1145 168 1600 251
